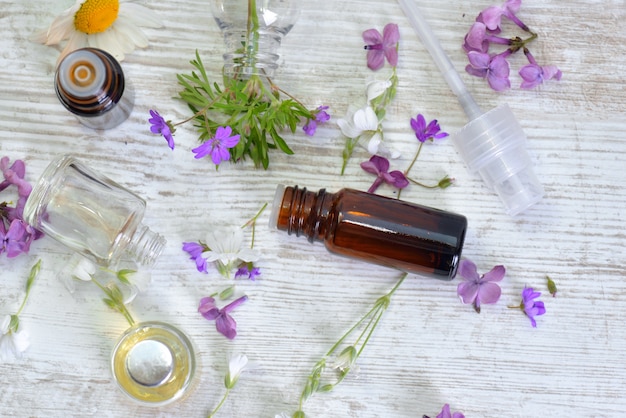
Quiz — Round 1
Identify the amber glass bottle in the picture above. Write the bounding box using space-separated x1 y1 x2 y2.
55 48 134 130
270 185 468 280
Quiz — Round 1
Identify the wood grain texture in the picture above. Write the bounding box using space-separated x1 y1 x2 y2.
1 0 625 417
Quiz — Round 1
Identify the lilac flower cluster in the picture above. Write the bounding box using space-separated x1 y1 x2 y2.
0 157 41 258
463 0 561 90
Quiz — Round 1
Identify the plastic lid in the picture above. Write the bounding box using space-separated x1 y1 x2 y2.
126 340 174 387
451 104 544 216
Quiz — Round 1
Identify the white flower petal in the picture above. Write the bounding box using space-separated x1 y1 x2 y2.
337 117 362 139
366 79 392 102
1 315 10 335
366 132 381 155
0 329 30 361
119 3 164 28
353 106 379 131
237 248 260 263
33 0 161 62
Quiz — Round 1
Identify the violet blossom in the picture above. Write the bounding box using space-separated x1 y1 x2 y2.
456 259 505 313
363 23 399 70
519 49 562 89
235 265 261 281
360 155 408 194
436 403 465 418
0 219 34 258
148 110 175 150
477 0 525 33
192 126 240 165
303 105 331 136
182 241 209 273
0 157 32 222
198 295 248 339
520 286 546 327
410 114 449 143
463 22 512 53
465 50 511 91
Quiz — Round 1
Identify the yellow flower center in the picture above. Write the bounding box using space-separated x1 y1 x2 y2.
74 0 120 35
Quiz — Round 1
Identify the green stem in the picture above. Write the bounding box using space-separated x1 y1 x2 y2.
177 87 231 128
246 0 260 65
208 389 231 418
398 141 425 199
91 277 136 327
406 177 442 189
15 259 41 317
241 202 268 249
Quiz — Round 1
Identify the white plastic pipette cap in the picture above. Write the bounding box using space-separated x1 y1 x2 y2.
451 104 543 216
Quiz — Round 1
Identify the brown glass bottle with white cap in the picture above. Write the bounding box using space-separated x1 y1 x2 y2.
269 185 468 280
55 48 134 129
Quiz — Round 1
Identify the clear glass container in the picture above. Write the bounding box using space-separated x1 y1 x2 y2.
23 154 165 269
55 48 134 130
211 0 301 77
111 321 197 406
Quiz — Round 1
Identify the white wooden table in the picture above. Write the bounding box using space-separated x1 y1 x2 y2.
1 0 625 417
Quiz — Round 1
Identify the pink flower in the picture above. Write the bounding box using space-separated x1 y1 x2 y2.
477 0 523 33
363 23 399 70
198 295 248 339
360 155 408 194
456 259 505 313
519 49 562 89
465 51 511 91
436 403 465 418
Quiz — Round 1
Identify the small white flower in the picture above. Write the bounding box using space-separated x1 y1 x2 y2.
0 315 30 362
366 134 401 159
225 353 248 389
337 105 379 139
32 0 163 63
203 228 260 267
71 257 98 281
366 79 392 102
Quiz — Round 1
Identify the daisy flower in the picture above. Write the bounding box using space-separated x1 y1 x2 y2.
32 0 163 63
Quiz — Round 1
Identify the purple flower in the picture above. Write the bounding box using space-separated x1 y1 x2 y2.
363 23 400 70
463 22 512 53
436 404 465 418
303 105 331 136
361 155 408 194
192 126 240 165
519 49 562 89
198 295 248 339
0 219 34 258
465 51 511 91
148 110 175 150
235 265 261 281
410 114 449 143
182 241 208 273
477 0 524 33
456 259 505 313
0 157 32 222
520 286 546 327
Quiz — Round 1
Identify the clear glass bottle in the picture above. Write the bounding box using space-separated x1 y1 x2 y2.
210 0 301 78
55 48 134 130
23 154 165 269
270 185 468 280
